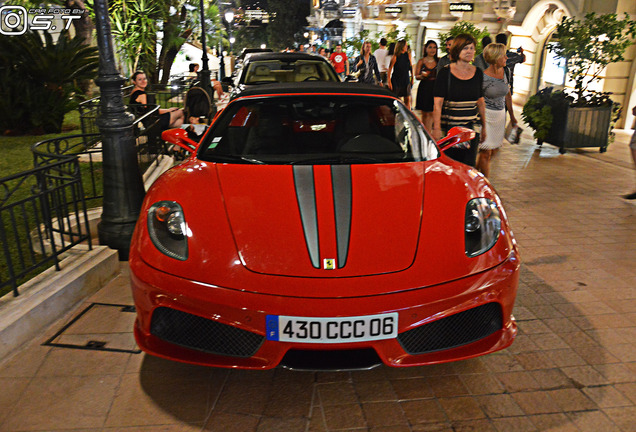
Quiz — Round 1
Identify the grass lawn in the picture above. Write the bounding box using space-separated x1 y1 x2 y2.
0 110 82 177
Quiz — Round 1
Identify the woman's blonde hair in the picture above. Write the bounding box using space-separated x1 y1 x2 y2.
395 39 407 57
483 43 506 65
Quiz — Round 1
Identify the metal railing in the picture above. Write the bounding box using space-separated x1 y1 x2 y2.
34 106 167 204
78 85 133 146
32 133 103 207
2 84 186 296
78 84 186 142
1 158 92 296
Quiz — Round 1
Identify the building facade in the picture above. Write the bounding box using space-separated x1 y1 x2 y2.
310 0 636 128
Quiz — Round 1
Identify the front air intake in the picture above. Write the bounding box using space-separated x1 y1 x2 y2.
150 307 264 357
398 303 502 354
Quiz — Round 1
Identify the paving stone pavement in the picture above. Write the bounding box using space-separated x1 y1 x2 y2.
0 121 635 432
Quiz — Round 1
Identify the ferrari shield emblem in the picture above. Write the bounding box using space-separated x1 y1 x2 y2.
323 258 336 270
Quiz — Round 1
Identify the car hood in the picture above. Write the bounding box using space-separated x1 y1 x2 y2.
135 158 516 297
216 163 424 277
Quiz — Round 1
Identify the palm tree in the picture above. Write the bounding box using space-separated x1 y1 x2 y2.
0 30 99 134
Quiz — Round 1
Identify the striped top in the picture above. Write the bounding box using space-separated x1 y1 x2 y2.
434 66 484 128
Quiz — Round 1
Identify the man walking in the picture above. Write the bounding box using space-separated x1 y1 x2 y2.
473 36 492 70
373 38 389 85
495 33 525 94
436 36 454 72
330 44 349 81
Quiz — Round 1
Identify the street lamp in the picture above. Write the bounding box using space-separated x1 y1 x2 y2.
93 0 145 259
224 10 235 76
224 10 235 26
198 0 214 100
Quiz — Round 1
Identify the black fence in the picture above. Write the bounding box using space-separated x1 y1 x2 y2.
78 84 186 143
33 106 168 204
2 84 188 297
1 158 92 296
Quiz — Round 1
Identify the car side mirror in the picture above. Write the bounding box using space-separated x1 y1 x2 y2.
436 126 476 151
161 128 199 154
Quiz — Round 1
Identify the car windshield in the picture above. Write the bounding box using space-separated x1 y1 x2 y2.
197 95 440 165
242 60 339 84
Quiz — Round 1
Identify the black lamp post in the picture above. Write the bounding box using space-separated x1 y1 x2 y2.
198 0 214 100
218 42 225 81
224 10 234 60
93 0 146 260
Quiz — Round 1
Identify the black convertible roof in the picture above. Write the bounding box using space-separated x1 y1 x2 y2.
243 52 330 63
232 81 397 99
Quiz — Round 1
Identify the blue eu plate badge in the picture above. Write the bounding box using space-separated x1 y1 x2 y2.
266 315 279 341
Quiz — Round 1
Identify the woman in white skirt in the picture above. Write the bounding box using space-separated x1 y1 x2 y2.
477 43 517 177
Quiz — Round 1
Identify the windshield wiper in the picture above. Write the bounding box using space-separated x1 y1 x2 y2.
208 154 265 164
290 156 386 165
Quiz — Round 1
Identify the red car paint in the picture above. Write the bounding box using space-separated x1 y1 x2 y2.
130 84 519 369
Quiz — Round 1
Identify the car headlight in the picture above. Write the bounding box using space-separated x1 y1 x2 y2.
465 198 500 257
147 201 188 260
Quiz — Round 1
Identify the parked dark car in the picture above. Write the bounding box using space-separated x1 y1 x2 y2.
226 52 340 99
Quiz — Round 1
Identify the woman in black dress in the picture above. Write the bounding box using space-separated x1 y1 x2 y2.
387 39 413 108
129 71 185 130
414 40 438 131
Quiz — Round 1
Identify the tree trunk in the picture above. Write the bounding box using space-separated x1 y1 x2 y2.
157 21 170 84
66 0 93 45
66 0 94 94
158 28 193 84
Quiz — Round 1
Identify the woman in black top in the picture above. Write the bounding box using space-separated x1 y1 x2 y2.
387 39 413 108
432 33 486 167
414 40 439 131
129 71 185 130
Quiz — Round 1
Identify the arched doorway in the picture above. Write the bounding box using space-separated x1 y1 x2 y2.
509 1 574 103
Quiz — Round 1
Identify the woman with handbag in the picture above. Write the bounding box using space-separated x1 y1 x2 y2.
476 43 518 177
354 41 382 85
432 34 486 167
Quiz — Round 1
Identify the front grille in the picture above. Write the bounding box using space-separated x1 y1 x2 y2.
398 303 502 355
150 307 264 357
280 348 382 371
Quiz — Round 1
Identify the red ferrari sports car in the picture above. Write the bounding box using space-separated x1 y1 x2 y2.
130 82 519 370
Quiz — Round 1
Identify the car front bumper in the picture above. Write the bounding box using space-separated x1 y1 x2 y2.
130 252 519 369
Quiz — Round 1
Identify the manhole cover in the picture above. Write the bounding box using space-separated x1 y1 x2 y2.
43 302 141 354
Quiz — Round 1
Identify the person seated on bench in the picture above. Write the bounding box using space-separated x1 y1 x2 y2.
188 63 225 100
130 71 185 129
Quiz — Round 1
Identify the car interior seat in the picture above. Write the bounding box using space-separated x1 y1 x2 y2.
248 65 276 83
295 64 320 82
243 109 288 155
337 108 400 153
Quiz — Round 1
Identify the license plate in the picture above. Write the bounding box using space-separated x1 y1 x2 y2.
265 313 398 343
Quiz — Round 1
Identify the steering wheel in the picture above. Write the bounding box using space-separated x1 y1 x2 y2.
303 76 320 81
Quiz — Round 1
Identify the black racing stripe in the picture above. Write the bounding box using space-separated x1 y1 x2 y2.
331 165 352 268
293 166 320 268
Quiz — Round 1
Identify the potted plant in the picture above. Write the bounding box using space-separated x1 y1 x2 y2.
439 21 490 55
522 12 636 153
